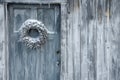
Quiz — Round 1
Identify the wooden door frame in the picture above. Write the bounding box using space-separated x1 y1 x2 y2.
3 1 67 80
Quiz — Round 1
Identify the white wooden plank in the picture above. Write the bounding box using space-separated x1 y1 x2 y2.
60 3 67 80
0 3 5 80
72 0 80 80
107 0 120 80
96 0 109 80
80 0 97 80
67 0 74 80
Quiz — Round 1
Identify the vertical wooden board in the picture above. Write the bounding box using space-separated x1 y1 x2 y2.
72 0 81 80
8 7 32 80
79 0 88 79
54 6 61 80
67 0 74 80
104 1 111 80
60 3 67 80
96 0 109 80
80 0 96 80
37 5 60 80
8 4 60 80
0 4 5 80
86 1 97 80
108 0 120 80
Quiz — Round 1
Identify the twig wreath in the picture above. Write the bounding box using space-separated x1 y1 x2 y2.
19 19 48 49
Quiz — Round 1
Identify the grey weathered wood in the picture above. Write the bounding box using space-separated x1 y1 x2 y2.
66 0 81 80
0 4 5 80
78 0 97 80
0 0 3 3
3 0 67 4
108 0 120 80
72 0 80 80
66 0 74 80
96 0 109 80
60 3 67 80
8 4 60 80
1 0 120 80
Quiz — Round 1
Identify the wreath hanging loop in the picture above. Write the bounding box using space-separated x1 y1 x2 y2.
19 19 48 49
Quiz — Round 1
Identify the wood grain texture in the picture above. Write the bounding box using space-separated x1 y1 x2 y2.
3 0 66 4
66 0 114 80
1 0 120 80
8 4 60 80
0 4 5 80
60 3 67 80
96 0 109 80
108 0 120 80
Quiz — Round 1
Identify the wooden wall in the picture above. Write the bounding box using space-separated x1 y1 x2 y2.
0 0 120 80
65 0 120 80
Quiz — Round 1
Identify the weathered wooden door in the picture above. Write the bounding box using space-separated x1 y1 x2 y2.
8 4 60 80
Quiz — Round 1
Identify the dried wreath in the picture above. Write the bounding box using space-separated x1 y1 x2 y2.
19 19 48 49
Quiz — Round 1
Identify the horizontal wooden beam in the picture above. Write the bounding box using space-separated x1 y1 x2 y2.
0 0 67 4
